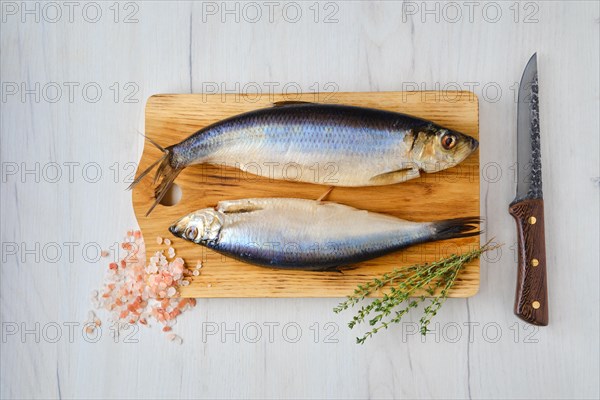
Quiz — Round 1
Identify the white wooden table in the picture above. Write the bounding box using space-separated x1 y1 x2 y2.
1 2 598 399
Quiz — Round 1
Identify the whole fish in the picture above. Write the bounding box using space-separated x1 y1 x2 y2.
131 102 479 214
169 198 480 271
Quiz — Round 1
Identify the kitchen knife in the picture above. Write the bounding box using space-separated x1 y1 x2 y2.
509 53 548 326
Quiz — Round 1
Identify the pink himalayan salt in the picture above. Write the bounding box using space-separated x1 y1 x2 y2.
167 333 183 344
93 230 196 339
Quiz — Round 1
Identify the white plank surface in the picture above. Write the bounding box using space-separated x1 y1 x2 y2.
1 1 598 399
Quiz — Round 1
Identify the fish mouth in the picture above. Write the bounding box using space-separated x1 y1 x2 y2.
470 137 479 151
168 216 189 238
168 224 180 237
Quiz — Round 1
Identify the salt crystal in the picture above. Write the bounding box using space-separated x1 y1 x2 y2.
92 229 198 345
167 333 183 344
156 236 163 245
207 283 212 288
192 270 200 276
195 261 203 269
101 250 110 258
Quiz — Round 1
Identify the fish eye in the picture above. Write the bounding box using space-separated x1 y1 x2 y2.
184 226 198 240
441 133 457 150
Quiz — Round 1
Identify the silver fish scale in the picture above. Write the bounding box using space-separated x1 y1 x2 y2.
182 105 415 187
183 105 412 158
164 104 478 189
169 198 482 270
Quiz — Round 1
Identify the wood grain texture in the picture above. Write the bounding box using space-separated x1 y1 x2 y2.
133 92 480 298
509 199 549 325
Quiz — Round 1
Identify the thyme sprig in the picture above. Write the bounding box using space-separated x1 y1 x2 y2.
334 240 501 344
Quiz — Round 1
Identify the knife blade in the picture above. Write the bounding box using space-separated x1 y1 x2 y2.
509 53 549 326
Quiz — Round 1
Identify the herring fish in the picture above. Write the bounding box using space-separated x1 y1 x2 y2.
131 102 479 214
169 198 481 271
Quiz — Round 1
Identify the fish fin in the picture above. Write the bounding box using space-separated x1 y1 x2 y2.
431 217 482 240
217 199 264 214
128 133 183 216
316 186 335 202
127 154 166 190
368 167 420 185
310 265 357 273
332 265 358 273
144 156 183 216
139 132 167 153
127 135 168 190
271 100 314 107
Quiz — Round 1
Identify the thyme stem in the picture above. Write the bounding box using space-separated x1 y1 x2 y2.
334 240 502 344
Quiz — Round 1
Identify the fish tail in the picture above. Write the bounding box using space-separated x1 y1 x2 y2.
126 153 167 191
145 156 183 216
127 135 184 216
431 217 482 240
127 134 169 191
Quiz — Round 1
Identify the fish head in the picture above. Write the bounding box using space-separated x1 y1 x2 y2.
410 125 478 173
169 209 223 244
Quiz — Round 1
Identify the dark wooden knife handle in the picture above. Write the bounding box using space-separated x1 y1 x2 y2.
508 198 549 326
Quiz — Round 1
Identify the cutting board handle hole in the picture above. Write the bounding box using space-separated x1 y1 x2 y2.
158 183 182 207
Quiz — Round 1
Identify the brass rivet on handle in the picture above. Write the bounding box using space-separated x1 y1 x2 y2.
528 216 537 224
531 258 539 267
532 301 541 309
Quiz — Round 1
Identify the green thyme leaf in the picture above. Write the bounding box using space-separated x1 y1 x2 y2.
335 240 501 344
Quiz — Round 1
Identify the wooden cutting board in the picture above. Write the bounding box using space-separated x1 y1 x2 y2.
132 91 480 298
